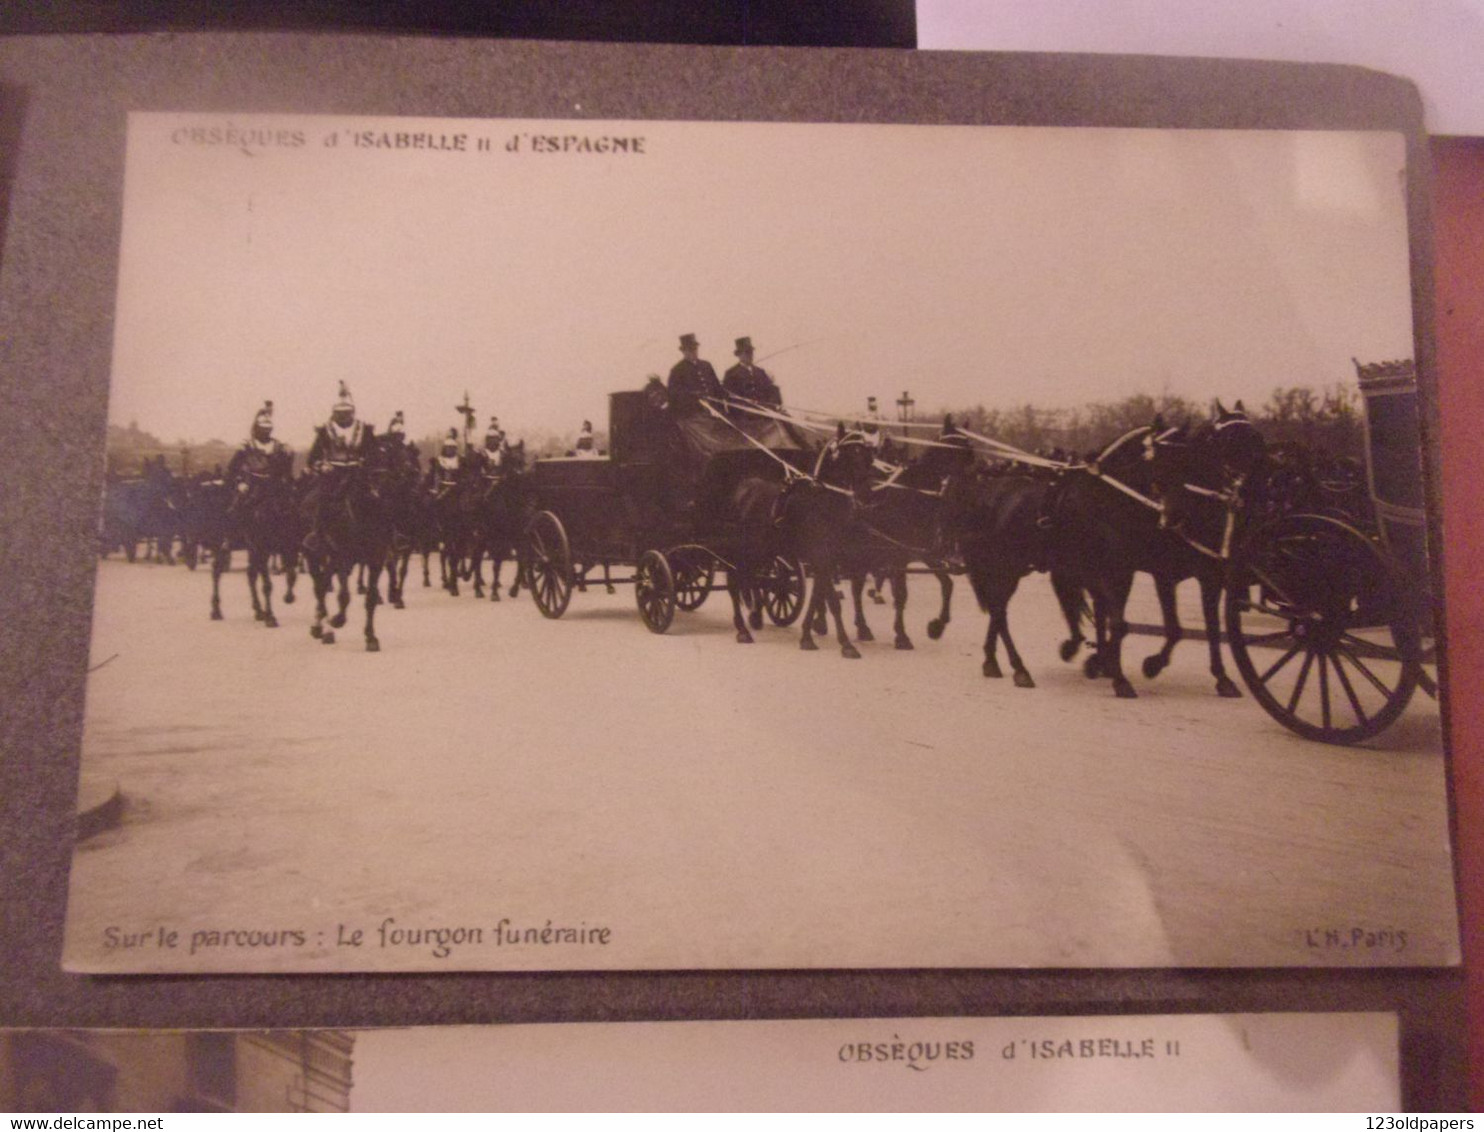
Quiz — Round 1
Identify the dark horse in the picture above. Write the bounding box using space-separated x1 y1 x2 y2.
839 434 974 650
463 442 532 601
941 460 1087 688
209 463 301 627
723 425 879 657
1045 406 1264 698
301 445 397 651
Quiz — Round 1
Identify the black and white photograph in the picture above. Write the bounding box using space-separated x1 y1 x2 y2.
61 112 1458 972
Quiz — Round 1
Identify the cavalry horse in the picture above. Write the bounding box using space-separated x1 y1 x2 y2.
301 443 397 650
463 442 532 602
208 462 300 627
724 424 879 657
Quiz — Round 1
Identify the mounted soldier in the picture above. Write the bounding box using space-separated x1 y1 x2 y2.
225 400 292 512
666 332 723 415
427 428 464 495
304 381 375 554
472 415 509 476
384 410 422 477
722 336 782 410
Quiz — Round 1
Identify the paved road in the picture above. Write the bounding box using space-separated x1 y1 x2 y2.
63 557 1457 973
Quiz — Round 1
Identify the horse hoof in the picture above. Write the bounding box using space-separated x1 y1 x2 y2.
330 613 347 629
605 585 615 595
856 625 875 643
254 610 266 621
736 630 754 644
283 592 295 604
210 609 223 622
800 638 819 652
1059 639 1079 662
321 631 336 645
1083 655 1103 680
1216 677 1242 698
870 592 885 606
1114 679 1138 699
264 615 279 628
491 591 501 602
366 638 380 653
982 661 1003 678
895 636 914 651
1141 656 1165 680
310 624 322 638
1013 670 1036 689
842 645 862 659
926 620 945 641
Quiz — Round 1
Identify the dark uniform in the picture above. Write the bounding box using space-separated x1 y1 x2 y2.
226 402 292 512
667 333 723 415
722 336 782 408
304 385 374 552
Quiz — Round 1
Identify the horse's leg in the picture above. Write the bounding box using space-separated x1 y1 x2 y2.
1051 570 1088 663
1201 571 1241 697
210 545 228 620
981 598 1003 678
850 573 874 642
282 548 298 604
364 559 383 652
995 579 1035 688
259 550 278 628
356 561 367 595
926 568 953 640
1100 574 1138 699
330 565 352 629
826 563 861 659
247 550 266 622
728 567 754 644
310 562 331 640
799 571 822 652
470 544 486 599
1141 574 1182 679
889 568 913 650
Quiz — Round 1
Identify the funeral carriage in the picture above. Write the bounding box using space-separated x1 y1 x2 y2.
1215 358 1437 744
520 389 811 633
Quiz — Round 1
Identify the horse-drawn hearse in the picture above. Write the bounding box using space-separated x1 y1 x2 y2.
520 387 816 634
1136 358 1437 745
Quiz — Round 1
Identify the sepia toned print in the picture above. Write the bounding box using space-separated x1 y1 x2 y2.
61 113 1456 972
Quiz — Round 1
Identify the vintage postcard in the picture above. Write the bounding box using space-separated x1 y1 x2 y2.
61 112 1457 972
0 1014 1402 1112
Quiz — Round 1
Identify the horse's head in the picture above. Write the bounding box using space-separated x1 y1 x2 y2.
1147 402 1267 530
815 424 878 502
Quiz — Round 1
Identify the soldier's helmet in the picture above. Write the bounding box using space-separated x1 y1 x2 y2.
388 410 405 436
252 400 274 439
485 415 504 448
331 381 355 425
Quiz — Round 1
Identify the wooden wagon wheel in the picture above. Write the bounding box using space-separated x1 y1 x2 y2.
1225 512 1422 745
758 556 807 627
635 549 676 634
525 510 574 620
671 550 715 612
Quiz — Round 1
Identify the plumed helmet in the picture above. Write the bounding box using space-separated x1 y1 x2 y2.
389 410 405 434
333 381 354 413
253 400 274 432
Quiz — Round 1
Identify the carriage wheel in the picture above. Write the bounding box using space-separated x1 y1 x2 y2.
759 556 807 627
1225 513 1421 745
525 511 573 619
671 551 715 611
635 550 676 634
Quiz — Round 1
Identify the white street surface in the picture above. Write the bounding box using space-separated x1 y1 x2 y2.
63 557 1458 972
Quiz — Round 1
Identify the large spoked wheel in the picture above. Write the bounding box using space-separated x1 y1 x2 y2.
525 510 574 620
757 556 807 627
1225 513 1422 745
671 550 715 612
635 549 676 634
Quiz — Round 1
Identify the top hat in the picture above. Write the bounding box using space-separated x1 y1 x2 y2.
679 333 699 350
734 337 754 356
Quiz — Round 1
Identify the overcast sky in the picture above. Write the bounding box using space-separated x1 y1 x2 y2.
109 114 1414 446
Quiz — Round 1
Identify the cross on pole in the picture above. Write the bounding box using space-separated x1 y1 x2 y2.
896 390 915 423
455 391 476 449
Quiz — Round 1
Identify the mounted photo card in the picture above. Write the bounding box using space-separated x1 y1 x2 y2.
0 40 1457 987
